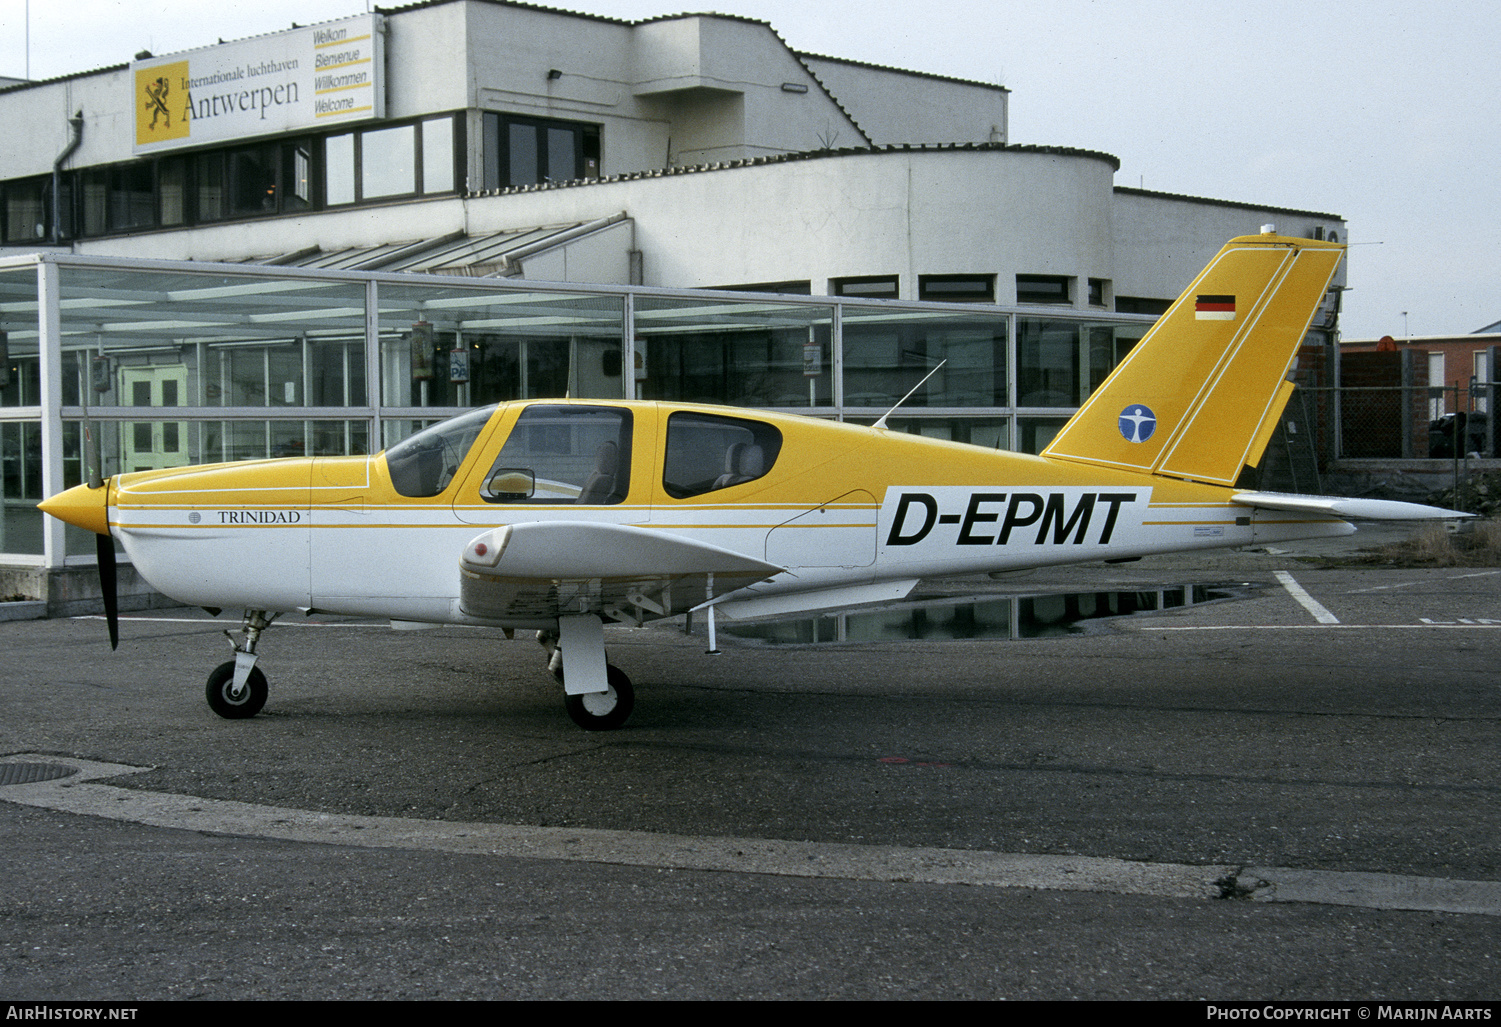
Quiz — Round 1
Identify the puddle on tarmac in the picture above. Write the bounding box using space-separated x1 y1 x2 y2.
711 583 1258 645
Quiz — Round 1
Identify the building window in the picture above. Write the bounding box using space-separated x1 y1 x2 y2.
713 281 812 295
918 274 995 303
284 143 313 212
1115 296 1170 316
159 157 189 226
324 115 459 206
1016 275 1071 305
107 164 156 231
325 134 355 205
11 116 458 238
1429 352 1446 419
360 124 417 199
226 144 281 217
1088 278 1108 307
832 275 899 300
422 117 455 194
195 152 226 220
2 176 49 243
483 113 600 189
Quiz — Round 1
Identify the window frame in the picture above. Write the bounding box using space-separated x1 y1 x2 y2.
324 114 462 207
832 275 900 300
919 274 996 304
1015 274 1072 306
482 112 601 190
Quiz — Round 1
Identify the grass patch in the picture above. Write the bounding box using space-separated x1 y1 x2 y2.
1331 520 1501 568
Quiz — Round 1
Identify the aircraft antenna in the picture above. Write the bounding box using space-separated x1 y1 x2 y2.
872 360 946 430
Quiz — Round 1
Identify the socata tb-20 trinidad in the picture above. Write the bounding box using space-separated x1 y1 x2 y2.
40 231 1463 729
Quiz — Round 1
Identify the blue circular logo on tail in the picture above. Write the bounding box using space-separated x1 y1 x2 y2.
1118 405 1156 443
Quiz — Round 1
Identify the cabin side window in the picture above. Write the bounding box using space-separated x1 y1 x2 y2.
480 405 633 505
662 412 782 499
385 407 496 498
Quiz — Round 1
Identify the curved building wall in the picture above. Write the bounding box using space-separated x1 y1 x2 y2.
75 146 1127 306
1113 186 1348 300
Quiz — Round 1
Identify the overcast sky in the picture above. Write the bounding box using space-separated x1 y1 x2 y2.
3 0 1497 340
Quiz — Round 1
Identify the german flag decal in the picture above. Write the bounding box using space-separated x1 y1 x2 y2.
1195 295 1236 321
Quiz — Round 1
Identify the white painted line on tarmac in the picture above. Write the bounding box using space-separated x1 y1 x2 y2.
1349 569 1501 594
1347 580 1426 594
73 615 390 628
1150 624 1501 631
3 756 1499 916
1274 571 1340 624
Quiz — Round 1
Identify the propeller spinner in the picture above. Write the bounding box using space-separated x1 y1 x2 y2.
37 480 118 650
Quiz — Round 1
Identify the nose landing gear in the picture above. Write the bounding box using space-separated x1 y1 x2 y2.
205 610 277 719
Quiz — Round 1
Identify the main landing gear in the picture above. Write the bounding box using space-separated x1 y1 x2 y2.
539 614 635 731
205 610 276 719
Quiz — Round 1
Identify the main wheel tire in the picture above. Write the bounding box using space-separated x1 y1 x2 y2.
562 664 634 731
205 661 268 720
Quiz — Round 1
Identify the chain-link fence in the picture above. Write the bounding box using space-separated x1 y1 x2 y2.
1314 383 1497 461
1253 382 1497 500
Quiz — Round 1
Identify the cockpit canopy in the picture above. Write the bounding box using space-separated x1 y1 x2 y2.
385 403 783 503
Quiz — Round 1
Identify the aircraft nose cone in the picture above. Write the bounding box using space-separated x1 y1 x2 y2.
38 482 111 536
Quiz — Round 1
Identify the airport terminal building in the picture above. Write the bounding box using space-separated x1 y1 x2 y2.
0 0 1345 599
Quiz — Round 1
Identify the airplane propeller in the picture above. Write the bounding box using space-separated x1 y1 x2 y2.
80 416 118 649
96 529 119 650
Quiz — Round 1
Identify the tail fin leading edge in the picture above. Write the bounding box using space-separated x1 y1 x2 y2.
1042 234 1343 486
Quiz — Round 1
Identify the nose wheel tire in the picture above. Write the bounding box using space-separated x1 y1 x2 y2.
206 661 268 719
562 664 634 731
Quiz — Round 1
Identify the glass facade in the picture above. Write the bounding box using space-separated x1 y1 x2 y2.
635 296 833 408
843 308 1008 409
0 252 1156 564
375 281 624 409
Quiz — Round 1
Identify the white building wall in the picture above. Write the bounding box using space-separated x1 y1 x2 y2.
799 56 1007 146
0 67 133 178
382 2 472 119
1112 187 1346 301
631 16 865 164
74 146 1128 300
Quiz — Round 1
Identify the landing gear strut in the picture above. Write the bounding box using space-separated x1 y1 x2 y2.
538 615 635 730
206 610 277 719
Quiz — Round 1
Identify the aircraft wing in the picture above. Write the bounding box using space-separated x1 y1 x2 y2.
458 520 785 623
1231 491 1472 520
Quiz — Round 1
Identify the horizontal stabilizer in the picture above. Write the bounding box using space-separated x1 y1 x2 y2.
1232 492 1473 520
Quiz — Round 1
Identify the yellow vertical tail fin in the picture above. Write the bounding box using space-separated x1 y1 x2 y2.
1042 233 1343 485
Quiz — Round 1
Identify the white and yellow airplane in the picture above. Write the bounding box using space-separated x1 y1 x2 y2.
40 232 1463 729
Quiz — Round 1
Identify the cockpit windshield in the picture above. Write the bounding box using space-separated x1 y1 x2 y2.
385 407 496 498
